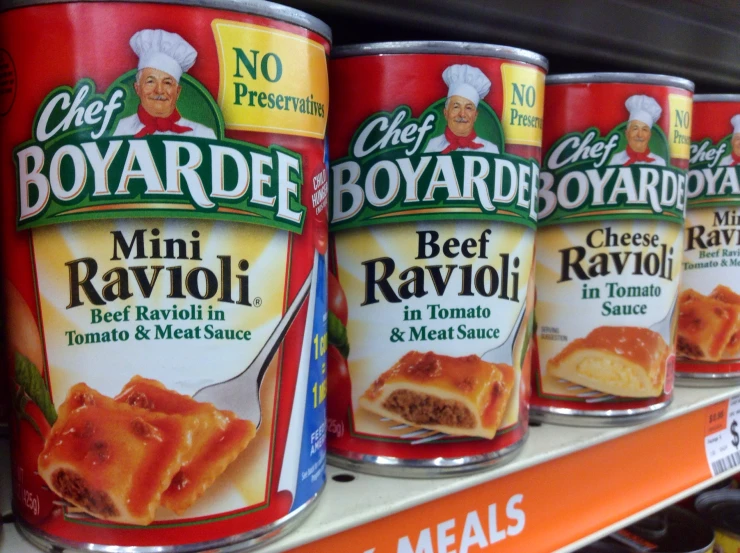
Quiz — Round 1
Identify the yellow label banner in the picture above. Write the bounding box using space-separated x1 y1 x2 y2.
212 19 329 139
500 63 545 147
668 93 692 160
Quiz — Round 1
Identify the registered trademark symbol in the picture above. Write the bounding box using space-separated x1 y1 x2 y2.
254 297 262 307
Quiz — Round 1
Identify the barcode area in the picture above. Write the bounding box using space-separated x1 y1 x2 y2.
712 450 740 474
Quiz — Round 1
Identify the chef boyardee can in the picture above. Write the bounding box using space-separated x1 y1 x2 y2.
0 0 330 550
613 506 714 553
531 73 694 425
696 489 740 553
326 41 546 476
677 95 740 386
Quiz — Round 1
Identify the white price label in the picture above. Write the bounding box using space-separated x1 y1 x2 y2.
705 394 740 476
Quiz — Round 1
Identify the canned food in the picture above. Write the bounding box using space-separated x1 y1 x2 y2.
678 478 736 512
531 73 694 425
326 41 547 476
0 0 330 550
696 489 740 553
613 506 715 552
677 95 740 386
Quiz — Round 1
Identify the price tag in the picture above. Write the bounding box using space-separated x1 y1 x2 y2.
705 395 740 476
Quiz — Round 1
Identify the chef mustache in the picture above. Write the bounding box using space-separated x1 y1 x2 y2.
453 116 470 123
147 94 170 100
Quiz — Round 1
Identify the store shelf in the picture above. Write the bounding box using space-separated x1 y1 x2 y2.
262 384 740 553
281 0 740 90
2 385 738 553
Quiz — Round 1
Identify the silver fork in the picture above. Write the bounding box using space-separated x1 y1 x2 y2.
650 292 678 343
379 418 447 444
193 273 312 427
557 379 616 402
481 303 527 365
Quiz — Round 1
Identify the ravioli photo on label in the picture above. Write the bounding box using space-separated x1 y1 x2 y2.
531 73 693 423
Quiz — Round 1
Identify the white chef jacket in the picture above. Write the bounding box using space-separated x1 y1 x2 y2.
719 154 738 167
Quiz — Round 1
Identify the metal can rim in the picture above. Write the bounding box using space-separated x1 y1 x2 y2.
694 94 740 103
624 506 715 553
332 41 549 71
695 489 740 534
0 0 333 42
546 72 694 91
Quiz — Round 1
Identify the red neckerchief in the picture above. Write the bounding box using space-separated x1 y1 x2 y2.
623 145 655 166
133 106 193 138
730 152 740 167
441 126 484 154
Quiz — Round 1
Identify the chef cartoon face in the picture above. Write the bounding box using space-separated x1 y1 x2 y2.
128 28 196 118
732 133 740 157
134 67 182 118
440 64 491 137
621 94 662 154
626 119 652 154
443 95 478 138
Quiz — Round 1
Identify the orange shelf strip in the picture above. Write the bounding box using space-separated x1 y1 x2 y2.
291 404 717 553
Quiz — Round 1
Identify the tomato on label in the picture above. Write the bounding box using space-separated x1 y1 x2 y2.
24 401 52 440
327 345 351 425
313 206 328 256
328 271 348 326
664 354 676 395
274 490 294 518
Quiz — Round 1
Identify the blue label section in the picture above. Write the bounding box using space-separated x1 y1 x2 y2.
292 252 327 510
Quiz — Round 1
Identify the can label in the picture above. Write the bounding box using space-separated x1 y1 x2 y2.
1 4 328 547
327 52 544 463
715 528 740 553
678 101 740 375
532 82 692 414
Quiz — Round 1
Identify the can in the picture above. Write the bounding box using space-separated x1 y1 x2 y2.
678 478 736 512
676 95 740 386
612 506 715 552
696 489 740 553
326 41 547 476
0 0 330 550
531 73 694 426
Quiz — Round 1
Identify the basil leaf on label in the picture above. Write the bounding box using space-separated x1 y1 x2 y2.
14 352 57 426
13 390 42 437
328 312 350 359
519 315 534 370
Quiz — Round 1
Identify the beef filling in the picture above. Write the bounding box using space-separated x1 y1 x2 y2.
383 390 475 428
677 335 704 359
52 469 119 518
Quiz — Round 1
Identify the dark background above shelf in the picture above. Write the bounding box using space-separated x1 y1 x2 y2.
281 0 740 92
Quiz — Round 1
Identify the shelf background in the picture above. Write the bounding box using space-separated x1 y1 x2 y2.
3 3 740 552
282 0 740 91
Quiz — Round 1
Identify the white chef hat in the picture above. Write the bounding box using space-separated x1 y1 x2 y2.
130 29 197 82
625 95 662 127
442 64 491 106
731 114 740 134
